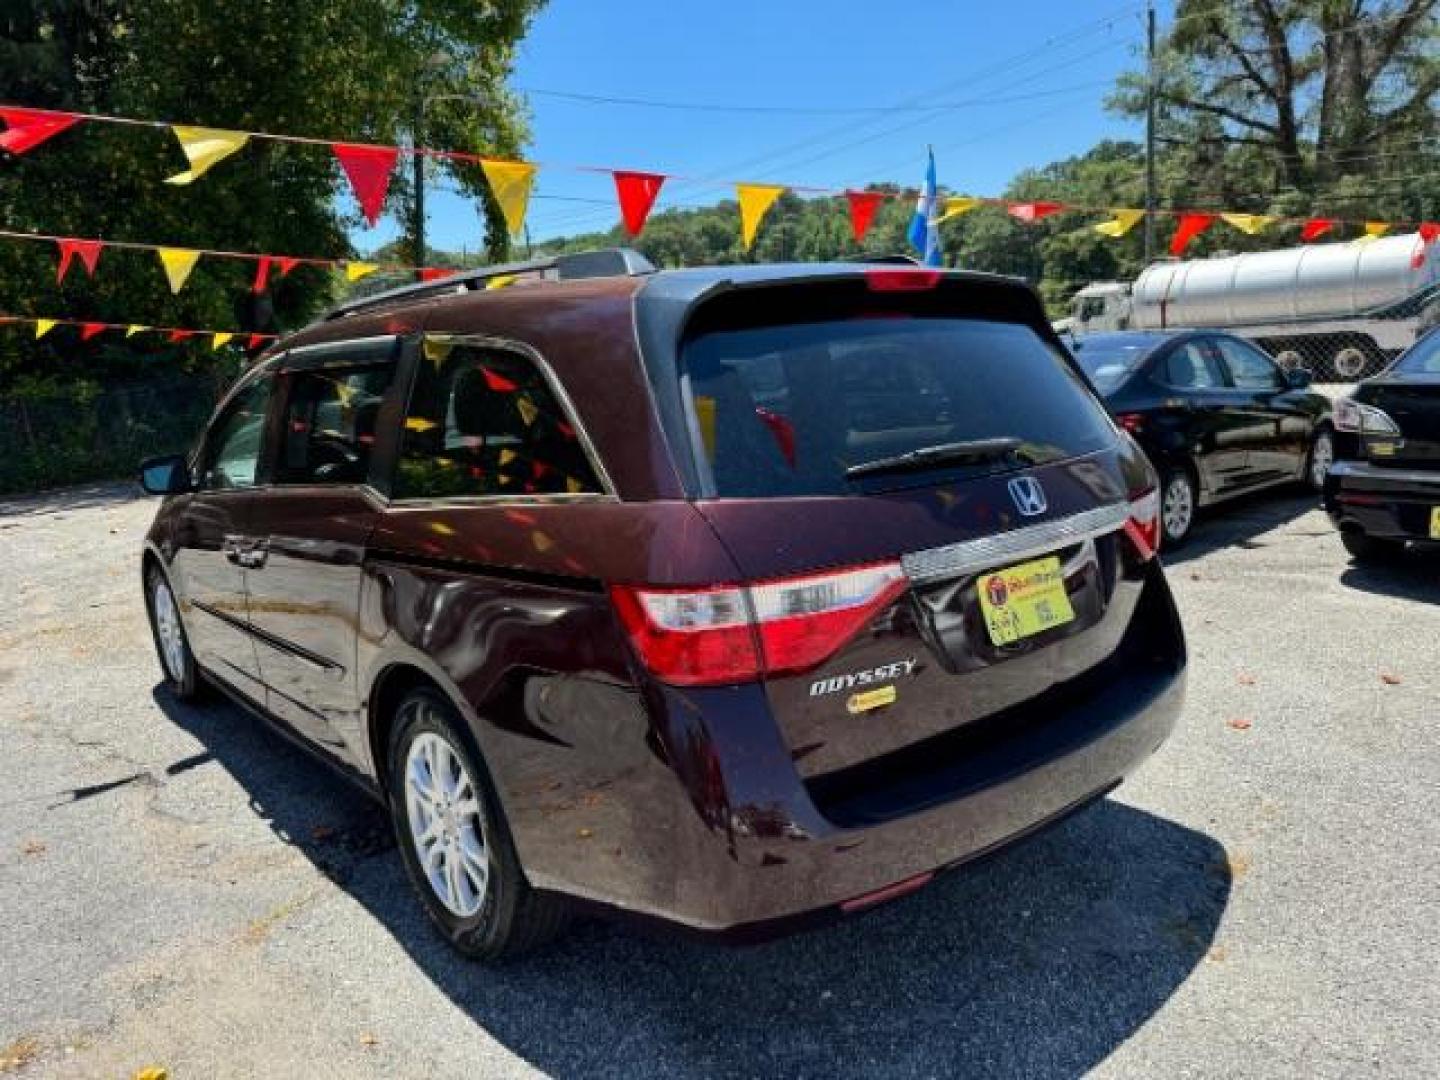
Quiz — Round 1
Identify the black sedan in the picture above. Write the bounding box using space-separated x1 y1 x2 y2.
1323 326 1440 562
1072 330 1334 547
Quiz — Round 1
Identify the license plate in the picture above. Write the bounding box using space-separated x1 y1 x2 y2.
1431 508 1440 540
977 555 1076 646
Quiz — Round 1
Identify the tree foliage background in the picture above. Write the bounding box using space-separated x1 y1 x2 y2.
0 0 543 397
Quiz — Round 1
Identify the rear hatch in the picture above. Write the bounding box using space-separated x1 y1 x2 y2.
629 271 1168 789
1355 374 1440 467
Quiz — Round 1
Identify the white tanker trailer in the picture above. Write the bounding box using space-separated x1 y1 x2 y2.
1062 231 1440 380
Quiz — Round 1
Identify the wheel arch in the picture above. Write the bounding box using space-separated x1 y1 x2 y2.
365 659 488 796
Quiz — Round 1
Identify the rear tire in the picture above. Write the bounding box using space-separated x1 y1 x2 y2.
144 565 205 701
1305 428 1334 492
1159 467 1197 549
386 688 569 960
1340 530 1405 563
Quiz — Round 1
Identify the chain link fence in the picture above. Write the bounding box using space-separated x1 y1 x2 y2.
0 372 229 495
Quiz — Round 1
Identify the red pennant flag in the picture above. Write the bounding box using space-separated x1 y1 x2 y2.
168 329 194 344
1413 222 1440 268
56 239 104 283
481 367 517 392
0 107 82 156
333 143 398 227
419 267 457 282
252 256 272 294
79 322 106 341
1170 212 1217 255
246 333 268 351
277 257 301 277
612 170 666 236
1300 218 1337 242
845 191 886 243
1008 201 1064 223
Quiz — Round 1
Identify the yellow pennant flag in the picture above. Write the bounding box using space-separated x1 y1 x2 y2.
34 318 57 339
211 332 234 350
126 324 149 338
736 183 785 249
157 248 202 293
165 126 250 185
1220 213 1274 235
345 261 378 282
480 160 537 238
1354 221 1391 245
1095 209 1145 238
486 273 519 290
940 196 981 222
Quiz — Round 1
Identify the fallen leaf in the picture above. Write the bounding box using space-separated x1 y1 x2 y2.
577 828 593 839
0 1037 40 1073
19 839 46 857
359 1033 379 1048
1207 945 1229 962
1380 672 1403 686
132 1068 168 1080
310 825 336 841
1237 673 1257 686
1227 717 1253 731
1189 571 1201 581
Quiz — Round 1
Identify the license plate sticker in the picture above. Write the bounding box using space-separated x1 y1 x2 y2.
1430 508 1440 540
976 555 1076 646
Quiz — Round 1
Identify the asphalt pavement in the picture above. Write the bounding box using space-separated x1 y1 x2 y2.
1 481 1436 1079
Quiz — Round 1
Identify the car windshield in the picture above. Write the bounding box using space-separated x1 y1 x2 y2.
681 316 1117 498
1072 340 1153 392
1394 331 1440 375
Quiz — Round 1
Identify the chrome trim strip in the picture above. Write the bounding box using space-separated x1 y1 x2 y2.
901 502 1130 582
1329 460 1440 486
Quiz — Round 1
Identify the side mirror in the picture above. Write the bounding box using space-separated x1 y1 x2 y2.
1286 368 1312 389
139 454 192 495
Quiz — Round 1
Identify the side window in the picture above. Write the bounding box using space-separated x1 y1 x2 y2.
1164 342 1226 389
276 363 396 486
1215 337 1284 390
394 342 602 500
198 374 274 490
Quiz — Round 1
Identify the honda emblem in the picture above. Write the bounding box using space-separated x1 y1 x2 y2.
1007 476 1047 517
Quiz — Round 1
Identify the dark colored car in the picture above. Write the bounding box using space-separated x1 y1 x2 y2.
1072 330 1334 547
1324 327 1440 561
139 251 1186 959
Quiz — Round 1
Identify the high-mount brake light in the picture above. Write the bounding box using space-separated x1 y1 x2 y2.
1125 488 1161 560
610 561 907 687
864 269 942 292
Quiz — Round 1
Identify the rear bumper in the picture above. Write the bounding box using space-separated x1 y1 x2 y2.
508 564 1186 938
1323 460 1440 542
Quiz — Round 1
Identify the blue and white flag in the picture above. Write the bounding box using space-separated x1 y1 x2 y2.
907 148 942 267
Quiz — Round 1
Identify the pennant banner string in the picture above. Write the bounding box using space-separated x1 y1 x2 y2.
0 313 277 344
2 102 1435 234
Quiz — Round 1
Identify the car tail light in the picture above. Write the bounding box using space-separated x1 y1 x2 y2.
1124 487 1160 560
864 269 942 292
610 561 907 687
1115 412 1144 433
1334 397 1400 435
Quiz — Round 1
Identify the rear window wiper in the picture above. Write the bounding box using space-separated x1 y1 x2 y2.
844 437 1024 480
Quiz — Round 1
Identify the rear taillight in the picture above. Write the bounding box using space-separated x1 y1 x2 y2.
1334 397 1400 435
1115 412 1144 433
1125 487 1160 560
610 561 907 687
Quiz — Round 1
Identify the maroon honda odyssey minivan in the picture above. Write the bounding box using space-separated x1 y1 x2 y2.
139 250 1185 958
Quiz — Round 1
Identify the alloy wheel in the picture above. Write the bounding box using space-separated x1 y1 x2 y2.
1163 474 1194 543
404 729 491 918
151 575 188 682
1309 431 1334 490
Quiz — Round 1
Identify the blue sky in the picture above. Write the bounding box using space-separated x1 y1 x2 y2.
355 0 1163 254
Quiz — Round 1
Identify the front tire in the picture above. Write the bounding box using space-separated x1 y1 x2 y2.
386 688 569 960
144 566 205 701
1340 530 1405 564
1159 467 1197 548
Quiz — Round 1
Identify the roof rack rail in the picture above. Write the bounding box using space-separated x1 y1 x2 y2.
323 247 657 321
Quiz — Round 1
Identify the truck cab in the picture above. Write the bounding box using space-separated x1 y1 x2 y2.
1067 282 1133 335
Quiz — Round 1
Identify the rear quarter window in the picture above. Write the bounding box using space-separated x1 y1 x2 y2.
682 315 1116 498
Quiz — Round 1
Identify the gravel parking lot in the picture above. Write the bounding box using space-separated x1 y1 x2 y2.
1 482 1437 1079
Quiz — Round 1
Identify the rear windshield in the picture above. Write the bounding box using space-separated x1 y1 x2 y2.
682 316 1116 498
1395 330 1440 375
1073 340 1152 392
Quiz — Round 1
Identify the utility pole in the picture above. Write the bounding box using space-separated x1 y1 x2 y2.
1144 0 1157 263
413 91 426 270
